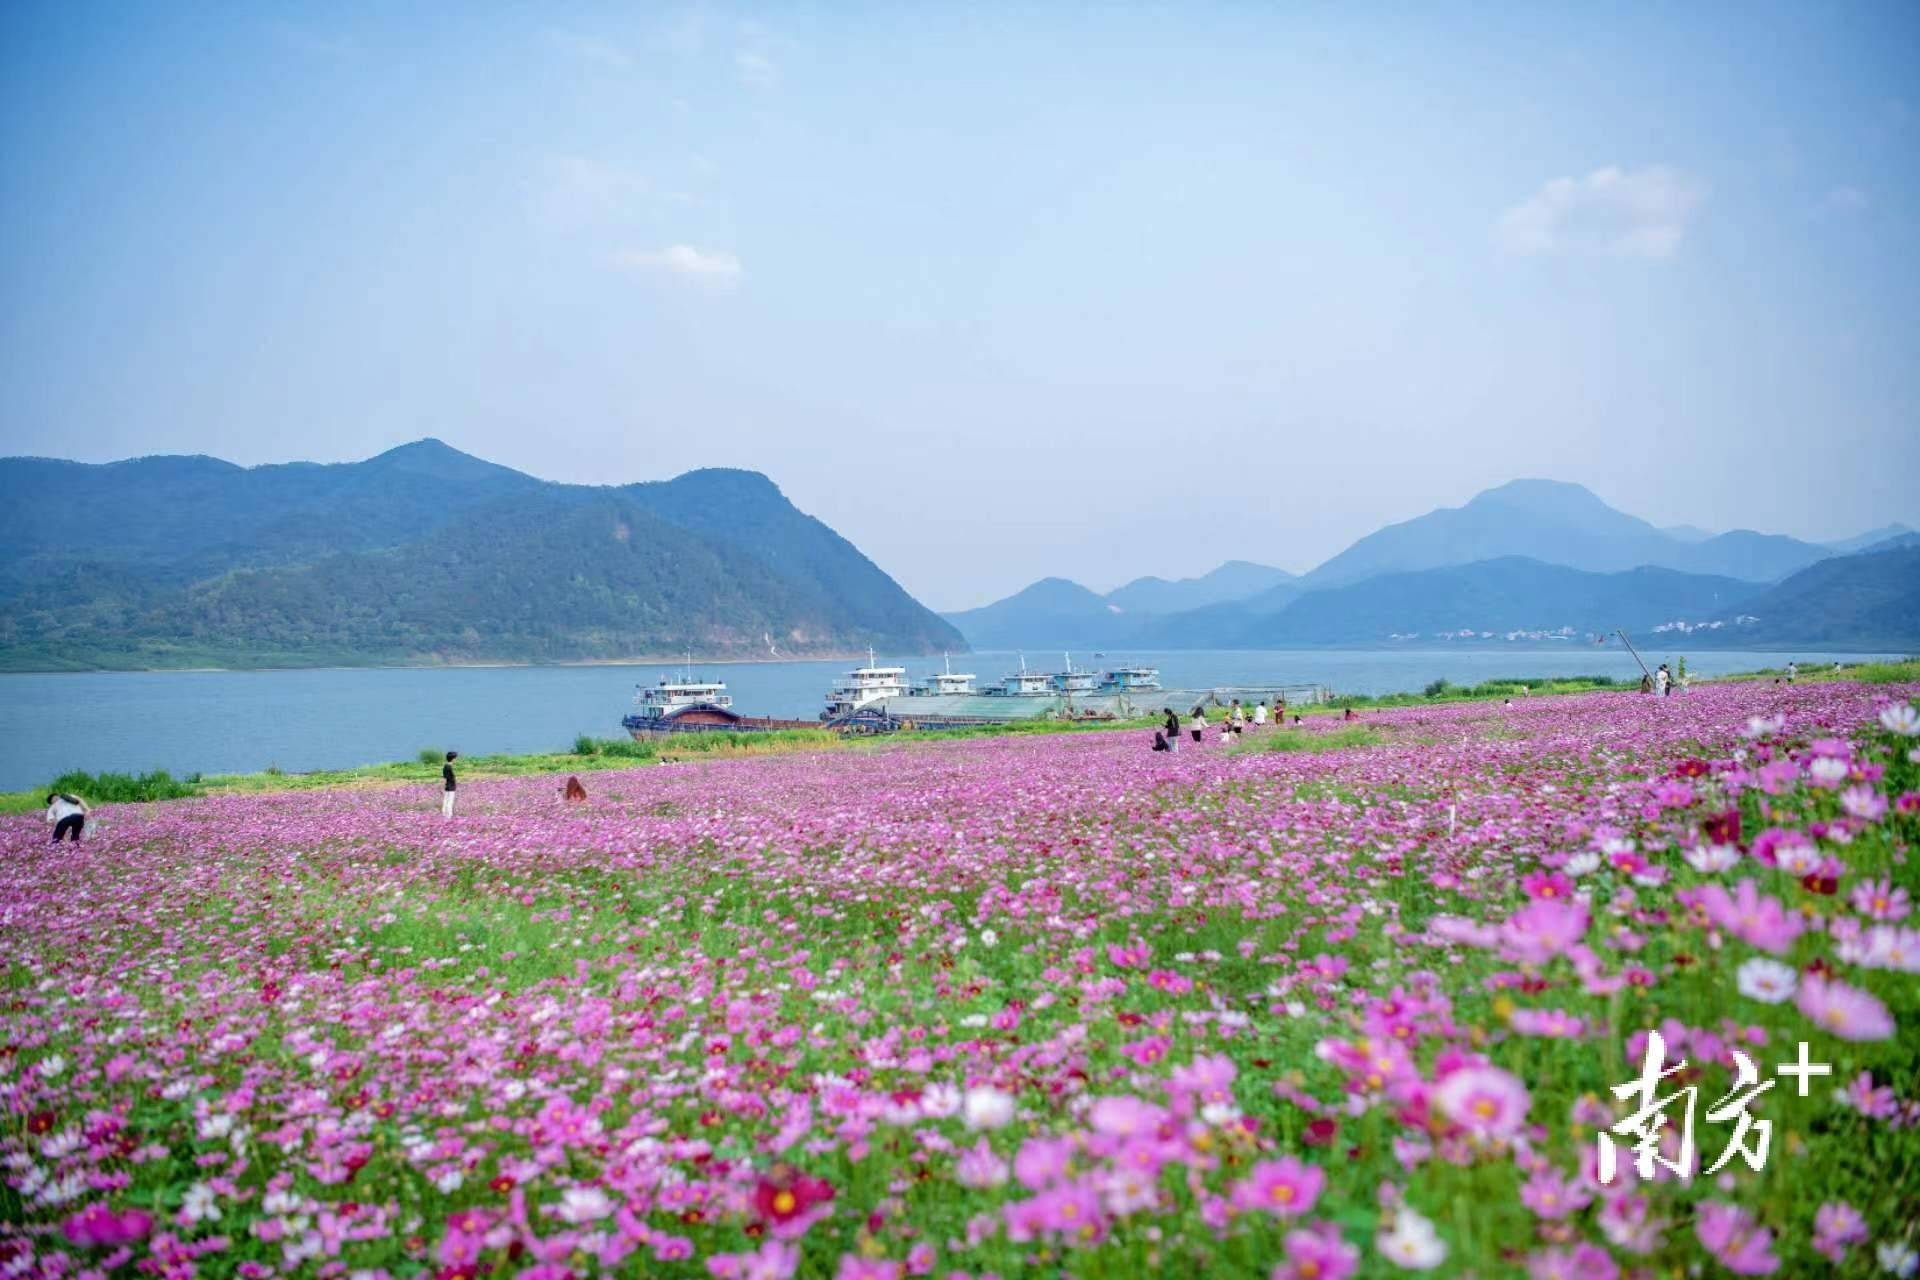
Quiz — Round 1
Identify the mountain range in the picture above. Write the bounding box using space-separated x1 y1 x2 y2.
4 446 1913 670
945 480 1918 652
0 440 962 670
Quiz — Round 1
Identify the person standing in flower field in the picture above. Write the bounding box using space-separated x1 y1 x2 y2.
1162 708 1180 753
441 750 458 819
44 791 89 842
1188 705 1206 744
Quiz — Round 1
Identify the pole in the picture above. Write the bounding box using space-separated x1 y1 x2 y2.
1615 629 1652 679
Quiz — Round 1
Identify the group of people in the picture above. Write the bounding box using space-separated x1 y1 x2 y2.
1151 696 1305 751
1638 663 1690 697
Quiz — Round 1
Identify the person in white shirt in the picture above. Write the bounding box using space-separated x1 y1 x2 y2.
45 793 89 843
1188 708 1206 744
1252 701 1268 727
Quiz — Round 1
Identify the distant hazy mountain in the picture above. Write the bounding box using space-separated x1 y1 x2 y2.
1703 545 1920 650
942 578 1140 649
1210 558 1763 647
1827 523 1916 554
1661 524 1718 543
0 441 962 670
1132 578 1304 646
1103 561 1295 613
946 560 1297 648
1674 529 1833 582
1304 479 1830 586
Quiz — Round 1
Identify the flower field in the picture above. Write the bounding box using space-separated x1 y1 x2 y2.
5 680 1919 1279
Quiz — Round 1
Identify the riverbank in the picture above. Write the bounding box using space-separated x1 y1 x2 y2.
8 659 1910 814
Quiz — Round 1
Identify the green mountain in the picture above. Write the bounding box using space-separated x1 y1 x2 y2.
1706 545 1920 650
0 441 963 670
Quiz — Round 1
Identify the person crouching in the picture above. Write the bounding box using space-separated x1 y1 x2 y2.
46 792 89 843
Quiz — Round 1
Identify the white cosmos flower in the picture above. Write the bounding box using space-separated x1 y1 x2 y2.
1879 1241 1919 1277
36 1055 65 1079
1563 852 1601 878
1377 1206 1448 1270
1809 757 1851 787
1878 703 1920 736
1684 844 1741 874
181 1182 221 1224
919 1082 961 1118
1735 958 1797 1004
978 928 999 947
962 1086 1014 1131
558 1186 613 1223
1745 714 1785 740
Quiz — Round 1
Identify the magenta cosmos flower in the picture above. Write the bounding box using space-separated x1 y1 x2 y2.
61 1204 155 1248
1231 1156 1325 1217
1432 1065 1531 1141
1694 1201 1780 1275
1795 975 1896 1041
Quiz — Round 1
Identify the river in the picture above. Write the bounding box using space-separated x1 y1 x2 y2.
0 647 1893 790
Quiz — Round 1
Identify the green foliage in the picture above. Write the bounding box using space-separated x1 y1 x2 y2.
573 736 657 760
1422 678 1451 698
417 747 444 767
1231 726 1382 755
45 768 200 803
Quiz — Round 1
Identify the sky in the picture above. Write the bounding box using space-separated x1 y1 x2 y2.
1 3 1916 611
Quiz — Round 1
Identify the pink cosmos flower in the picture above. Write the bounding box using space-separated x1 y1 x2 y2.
1525 1243 1619 1280
1499 898 1590 965
1231 1156 1325 1218
954 1139 1009 1189
835 1257 902 1280
1167 1053 1238 1112
1270 1220 1359 1280
1851 878 1911 921
1841 784 1889 822
1012 1136 1074 1191
1694 1201 1779 1275
1087 1095 1167 1139
1694 879 1804 955
1839 1071 1898 1119
1431 1065 1530 1142
1795 975 1895 1041
1518 1167 1591 1220
1812 1201 1868 1264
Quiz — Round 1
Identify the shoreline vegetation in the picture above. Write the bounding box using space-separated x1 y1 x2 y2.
6 659 1914 816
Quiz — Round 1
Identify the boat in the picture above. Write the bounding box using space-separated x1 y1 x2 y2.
822 648 911 718
1098 665 1161 691
993 653 1052 696
622 666 739 738
1048 652 1097 693
912 653 977 696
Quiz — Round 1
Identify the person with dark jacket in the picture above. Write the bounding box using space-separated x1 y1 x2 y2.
441 751 459 819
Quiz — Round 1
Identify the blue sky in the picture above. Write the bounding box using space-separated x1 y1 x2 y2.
1 2 1915 609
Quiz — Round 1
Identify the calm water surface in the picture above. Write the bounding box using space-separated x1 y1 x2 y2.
0 648 1892 790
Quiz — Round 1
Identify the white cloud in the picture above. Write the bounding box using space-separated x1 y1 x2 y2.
736 49 776 87
1496 165 1707 259
546 28 634 71
613 245 744 284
